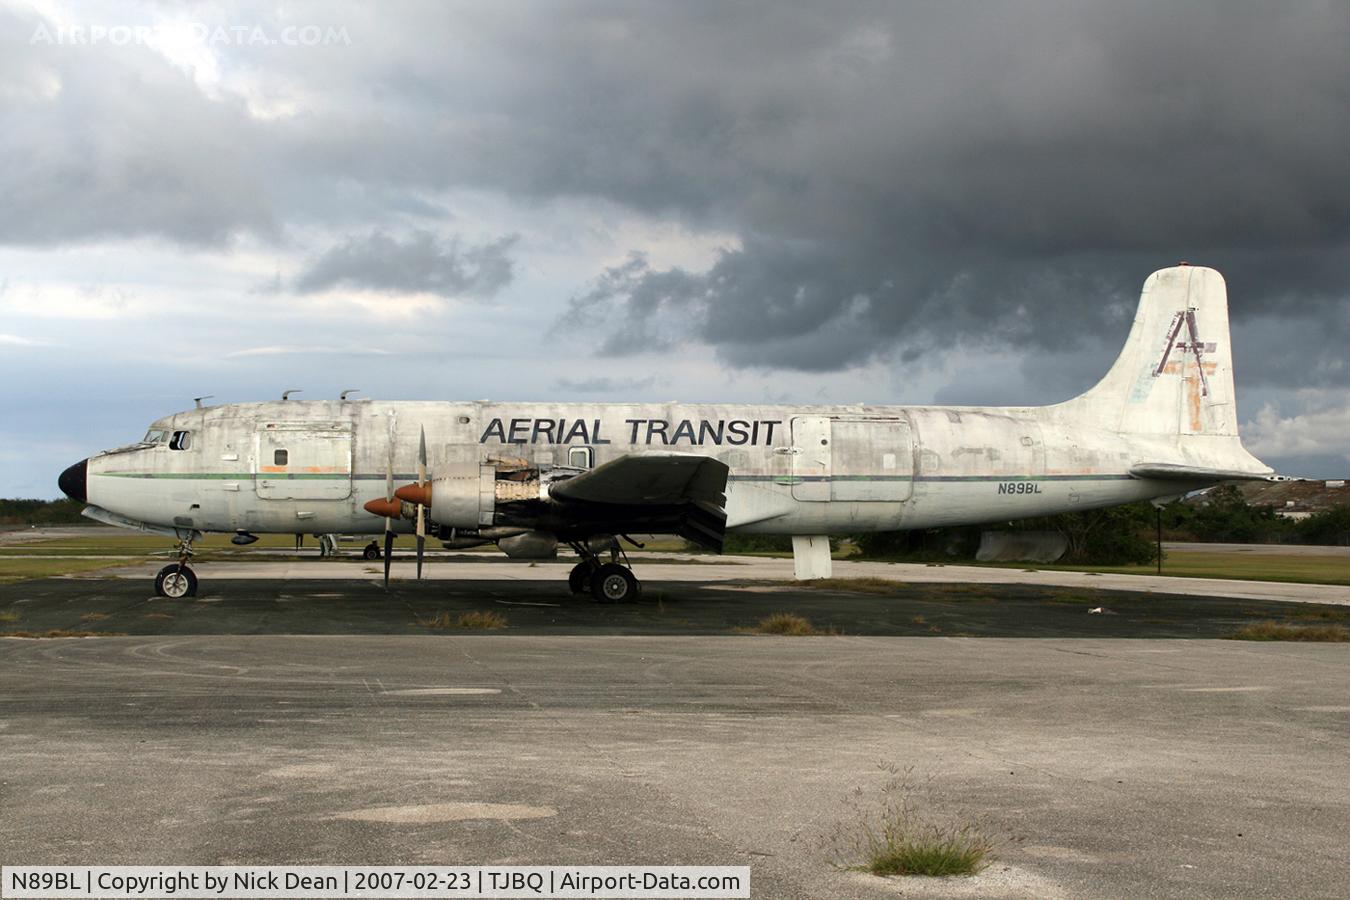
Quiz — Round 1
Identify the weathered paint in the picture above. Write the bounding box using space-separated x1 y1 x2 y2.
74 266 1272 542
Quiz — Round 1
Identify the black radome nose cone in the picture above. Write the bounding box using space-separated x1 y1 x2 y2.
58 459 87 503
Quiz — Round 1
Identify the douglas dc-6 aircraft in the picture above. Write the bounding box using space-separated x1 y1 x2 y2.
59 265 1280 600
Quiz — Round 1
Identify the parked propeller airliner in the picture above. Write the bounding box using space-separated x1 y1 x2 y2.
58 265 1279 600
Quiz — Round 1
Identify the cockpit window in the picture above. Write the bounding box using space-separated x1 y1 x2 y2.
143 429 167 444
169 431 192 451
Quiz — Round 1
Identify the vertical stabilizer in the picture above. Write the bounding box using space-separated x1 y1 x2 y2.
1062 265 1271 477
1075 265 1237 436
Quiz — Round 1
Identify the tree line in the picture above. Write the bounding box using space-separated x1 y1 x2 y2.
0 498 89 526
848 485 1350 564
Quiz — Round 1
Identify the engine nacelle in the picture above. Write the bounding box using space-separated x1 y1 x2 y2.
425 462 546 530
426 462 496 529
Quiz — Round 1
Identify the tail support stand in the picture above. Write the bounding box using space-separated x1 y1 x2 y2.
792 535 833 581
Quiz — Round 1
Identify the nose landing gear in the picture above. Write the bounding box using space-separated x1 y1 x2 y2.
155 534 198 598
566 538 642 603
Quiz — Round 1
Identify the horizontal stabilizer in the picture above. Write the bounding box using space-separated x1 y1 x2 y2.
1129 463 1288 483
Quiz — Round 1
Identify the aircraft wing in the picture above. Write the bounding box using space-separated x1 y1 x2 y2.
1128 463 1289 483
548 452 729 551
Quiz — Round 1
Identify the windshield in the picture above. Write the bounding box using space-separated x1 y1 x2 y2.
143 429 167 444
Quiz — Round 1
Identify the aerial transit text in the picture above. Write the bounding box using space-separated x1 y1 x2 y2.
479 418 783 447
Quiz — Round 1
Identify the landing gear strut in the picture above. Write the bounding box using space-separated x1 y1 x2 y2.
155 534 198 599
566 538 642 603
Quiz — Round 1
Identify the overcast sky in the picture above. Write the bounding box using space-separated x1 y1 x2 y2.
2 1 1348 497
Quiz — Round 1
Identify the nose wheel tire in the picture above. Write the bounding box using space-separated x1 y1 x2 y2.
568 562 593 595
590 563 640 603
363 542 382 561
155 564 197 599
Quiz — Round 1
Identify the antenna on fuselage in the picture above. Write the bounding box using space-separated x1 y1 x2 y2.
282 389 302 400
340 389 361 400
193 395 214 409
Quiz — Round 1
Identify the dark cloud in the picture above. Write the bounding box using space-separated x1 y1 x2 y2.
294 231 517 298
563 242 1142 372
6 0 1350 396
455 2 1347 385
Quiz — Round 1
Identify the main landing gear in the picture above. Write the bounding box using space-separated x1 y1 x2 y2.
155 535 198 599
566 538 641 603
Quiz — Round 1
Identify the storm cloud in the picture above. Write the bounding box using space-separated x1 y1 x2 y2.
294 231 518 299
2 1 1349 494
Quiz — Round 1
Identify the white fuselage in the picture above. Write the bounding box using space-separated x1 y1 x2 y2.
84 399 1191 538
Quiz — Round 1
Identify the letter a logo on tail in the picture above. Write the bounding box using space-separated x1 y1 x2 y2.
1152 309 1216 397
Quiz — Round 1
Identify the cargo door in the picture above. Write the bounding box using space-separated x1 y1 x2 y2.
830 417 914 501
255 421 353 500
790 416 832 501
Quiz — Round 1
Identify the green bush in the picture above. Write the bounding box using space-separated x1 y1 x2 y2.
851 505 1157 566
1187 484 1289 543
1296 505 1350 546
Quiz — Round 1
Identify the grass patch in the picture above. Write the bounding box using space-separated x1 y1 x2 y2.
0 557 143 583
1290 607 1350 622
1041 592 1102 605
799 577 904 595
971 550 1350 586
80 612 108 622
0 611 20 624
419 610 508 630
865 828 993 877
827 765 994 879
1 629 126 639
1227 621 1350 642
755 612 819 635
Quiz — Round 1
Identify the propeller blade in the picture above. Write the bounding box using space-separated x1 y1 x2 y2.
415 426 427 580
382 435 395 589
383 530 394 589
417 426 427 485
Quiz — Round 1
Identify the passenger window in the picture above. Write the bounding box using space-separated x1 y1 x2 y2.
568 446 593 469
274 449 288 466
169 431 192 450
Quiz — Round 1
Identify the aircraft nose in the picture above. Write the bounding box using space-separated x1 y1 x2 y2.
58 459 88 503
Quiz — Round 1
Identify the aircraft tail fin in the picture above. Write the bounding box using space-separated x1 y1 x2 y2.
1064 265 1272 476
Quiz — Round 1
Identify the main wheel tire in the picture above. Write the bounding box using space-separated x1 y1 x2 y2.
568 562 592 595
157 564 197 599
363 543 381 561
591 563 640 604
